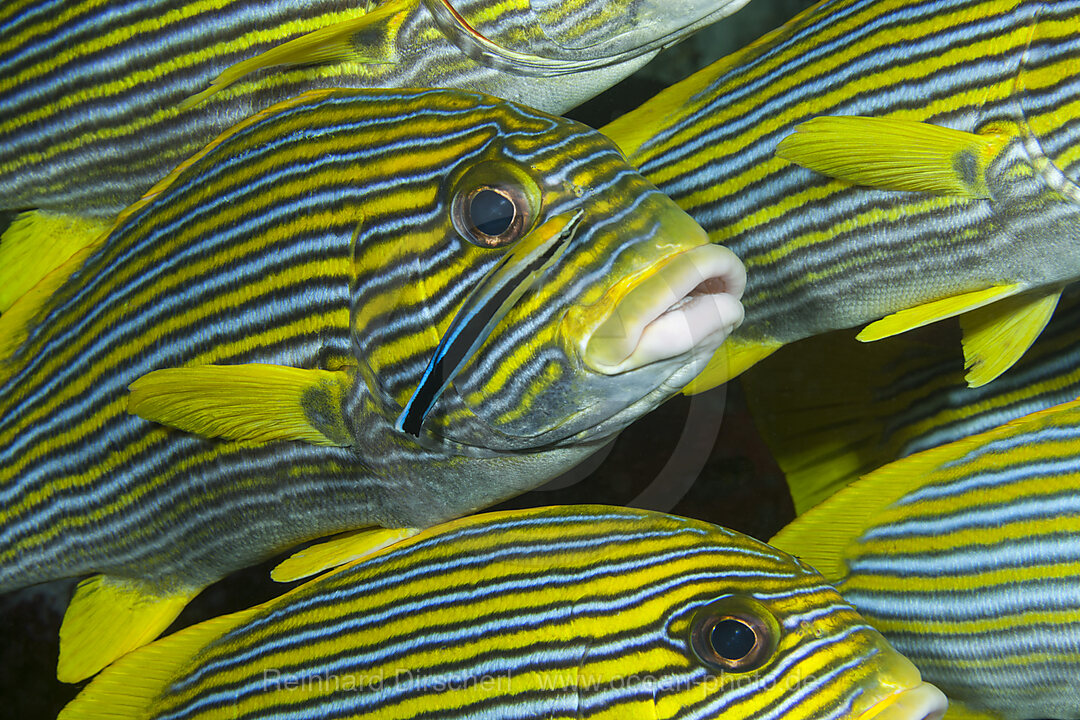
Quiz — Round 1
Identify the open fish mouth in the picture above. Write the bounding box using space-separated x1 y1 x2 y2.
574 243 745 375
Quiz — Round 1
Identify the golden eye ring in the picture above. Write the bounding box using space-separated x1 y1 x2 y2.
453 183 530 248
689 596 779 673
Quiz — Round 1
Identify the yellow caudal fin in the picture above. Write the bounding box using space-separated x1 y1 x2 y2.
960 286 1061 388
776 116 1010 197
57 574 203 683
127 364 356 446
741 325 957 515
179 0 410 110
681 334 783 395
0 210 110 312
58 604 255 719
271 526 419 582
857 284 1023 342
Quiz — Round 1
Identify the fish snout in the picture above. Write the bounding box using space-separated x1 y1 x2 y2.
860 683 947 720
854 652 947 720
568 242 746 375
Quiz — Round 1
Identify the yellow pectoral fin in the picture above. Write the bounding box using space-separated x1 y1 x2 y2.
857 284 1024 343
271 526 419 583
959 286 1061 388
777 116 1009 197
127 364 355 446
0 210 110 312
59 601 254 719
682 334 783 395
58 575 202 683
179 0 411 110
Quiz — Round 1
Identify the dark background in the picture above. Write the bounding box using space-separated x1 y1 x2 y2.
0 1 819 717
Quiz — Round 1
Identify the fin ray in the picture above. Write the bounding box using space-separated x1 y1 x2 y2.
960 286 1061 387
857 284 1023 342
271 527 419 582
58 575 201 683
179 0 409 110
127 364 354 446
777 116 1009 197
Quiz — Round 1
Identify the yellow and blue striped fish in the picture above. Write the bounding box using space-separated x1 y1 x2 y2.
771 397 1080 720
61 505 948 720
743 290 1080 514
0 87 746 682
0 0 749 219
602 0 1080 392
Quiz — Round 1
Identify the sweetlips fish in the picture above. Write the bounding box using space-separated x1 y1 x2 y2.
742 286 1080 514
771 397 1080 720
0 87 746 682
601 0 1080 394
60 505 949 720
0 0 751 220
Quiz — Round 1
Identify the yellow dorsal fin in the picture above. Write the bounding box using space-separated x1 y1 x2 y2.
0 210 109 312
179 0 410 110
857 284 1023 343
768 432 985 582
127 364 355 446
57 574 202 683
0 240 104 367
271 526 419 583
777 116 1010 197
960 286 1061 387
682 334 783 395
58 600 256 718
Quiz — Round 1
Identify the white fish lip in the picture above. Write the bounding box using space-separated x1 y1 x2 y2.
582 243 746 375
858 682 948 720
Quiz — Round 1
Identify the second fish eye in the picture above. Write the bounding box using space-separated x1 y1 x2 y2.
456 184 528 248
689 595 778 674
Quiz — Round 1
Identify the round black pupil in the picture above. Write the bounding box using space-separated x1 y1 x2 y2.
710 618 756 661
470 189 515 237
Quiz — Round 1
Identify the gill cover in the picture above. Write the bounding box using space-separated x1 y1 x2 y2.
397 210 583 435
423 0 752 75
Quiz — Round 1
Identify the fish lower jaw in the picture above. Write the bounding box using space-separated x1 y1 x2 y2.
579 244 746 375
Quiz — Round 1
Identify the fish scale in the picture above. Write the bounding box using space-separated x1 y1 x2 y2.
0 0 749 218
0 86 747 682
603 0 1080 390
772 395 1080 720
58 506 947 720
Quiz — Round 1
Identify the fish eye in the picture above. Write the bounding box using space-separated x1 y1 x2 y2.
454 183 530 248
689 595 778 673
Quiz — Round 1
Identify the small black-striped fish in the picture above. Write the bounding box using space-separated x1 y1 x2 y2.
0 88 746 682
61 505 948 720
602 0 1080 393
772 397 1080 720
0 0 749 219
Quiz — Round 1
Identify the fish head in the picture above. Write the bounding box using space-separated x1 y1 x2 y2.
565 514 948 720
423 0 754 76
349 96 744 451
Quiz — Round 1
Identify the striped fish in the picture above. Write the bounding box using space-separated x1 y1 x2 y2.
771 397 1080 720
0 0 750 219
602 0 1080 393
60 505 949 720
742 286 1080 514
0 87 746 682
